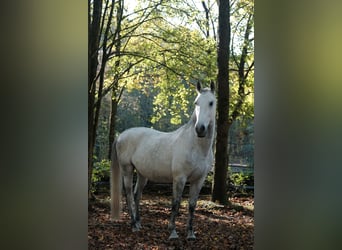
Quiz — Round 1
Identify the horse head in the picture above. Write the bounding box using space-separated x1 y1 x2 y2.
194 81 216 138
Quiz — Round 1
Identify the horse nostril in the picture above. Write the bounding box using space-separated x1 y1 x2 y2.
200 125 205 132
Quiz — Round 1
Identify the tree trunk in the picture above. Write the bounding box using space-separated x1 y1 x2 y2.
88 0 103 199
231 13 253 122
212 0 230 204
108 0 123 159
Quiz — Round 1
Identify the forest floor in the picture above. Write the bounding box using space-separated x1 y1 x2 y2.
88 186 254 250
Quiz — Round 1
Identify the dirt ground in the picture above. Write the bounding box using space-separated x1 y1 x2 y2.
88 186 253 250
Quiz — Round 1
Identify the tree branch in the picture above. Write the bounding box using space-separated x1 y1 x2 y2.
244 60 254 80
230 12 254 123
94 58 145 107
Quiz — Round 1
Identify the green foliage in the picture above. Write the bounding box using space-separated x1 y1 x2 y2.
229 168 254 196
204 171 254 198
230 172 253 187
205 170 214 187
119 2 218 128
92 159 111 185
109 0 253 127
92 0 254 163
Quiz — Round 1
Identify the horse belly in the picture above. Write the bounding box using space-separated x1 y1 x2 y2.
130 134 174 183
132 151 173 183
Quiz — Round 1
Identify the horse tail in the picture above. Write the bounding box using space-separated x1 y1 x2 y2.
110 139 121 220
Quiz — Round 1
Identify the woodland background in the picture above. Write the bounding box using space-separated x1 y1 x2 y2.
1 1 340 249
89 0 254 203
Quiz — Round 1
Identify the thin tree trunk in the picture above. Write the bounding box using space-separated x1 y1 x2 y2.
88 0 103 199
212 0 230 204
231 13 253 122
108 0 123 159
202 1 210 38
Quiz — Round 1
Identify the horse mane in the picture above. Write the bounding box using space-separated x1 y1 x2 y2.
199 87 212 93
175 111 196 133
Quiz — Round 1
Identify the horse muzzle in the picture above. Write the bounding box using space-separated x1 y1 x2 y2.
195 124 206 137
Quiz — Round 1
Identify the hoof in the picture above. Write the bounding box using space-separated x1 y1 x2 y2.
187 231 196 240
136 221 142 230
168 230 179 240
132 221 142 232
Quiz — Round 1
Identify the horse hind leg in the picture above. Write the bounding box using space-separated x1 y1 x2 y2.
134 172 148 229
122 165 140 232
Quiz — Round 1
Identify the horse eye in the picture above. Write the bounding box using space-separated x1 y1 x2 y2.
209 101 213 107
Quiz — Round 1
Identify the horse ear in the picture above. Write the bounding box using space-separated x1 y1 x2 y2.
196 81 202 93
210 81 215 93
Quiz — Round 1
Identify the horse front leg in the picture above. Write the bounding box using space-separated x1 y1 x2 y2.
187 177 206 240
168 177 186 240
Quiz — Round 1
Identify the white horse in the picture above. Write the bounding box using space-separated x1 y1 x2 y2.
110 81 216 240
